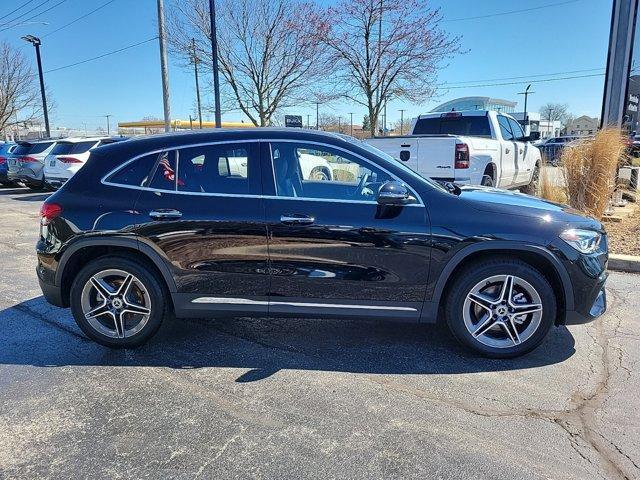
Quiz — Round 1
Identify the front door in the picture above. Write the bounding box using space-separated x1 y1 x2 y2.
262 141 431 320
131 141 269 315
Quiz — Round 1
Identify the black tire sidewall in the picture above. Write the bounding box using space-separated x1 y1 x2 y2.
70 256 166 348
445 259 556 358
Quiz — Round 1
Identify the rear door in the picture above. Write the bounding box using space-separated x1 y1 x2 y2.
262 140 431 320
496 115 517 187
507 117 531 185
127 141 270 315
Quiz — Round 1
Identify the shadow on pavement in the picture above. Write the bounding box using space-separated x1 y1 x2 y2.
12 193 51 202
0 296 576 382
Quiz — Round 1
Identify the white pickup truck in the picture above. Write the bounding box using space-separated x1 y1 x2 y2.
365 110 542 192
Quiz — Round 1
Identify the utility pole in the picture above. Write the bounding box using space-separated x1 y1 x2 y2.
375 0 383 133
21 35 50 138
306 114 311 129
191 38 203 128
517 84 534 134
399 109 406 135
209 0 222 128
316 102 320 130
349 112 354 136
338 117 341 133
156 0 171 133
382 98 387 136
103 115 112 135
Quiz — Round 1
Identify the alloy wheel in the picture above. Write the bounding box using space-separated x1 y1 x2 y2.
463 274 543 349
80 269 152 339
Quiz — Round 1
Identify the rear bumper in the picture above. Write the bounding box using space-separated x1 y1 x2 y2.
45 177 68 188
37 271 65 307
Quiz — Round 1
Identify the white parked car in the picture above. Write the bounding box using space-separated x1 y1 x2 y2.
44 137 125 189
365 110 542 192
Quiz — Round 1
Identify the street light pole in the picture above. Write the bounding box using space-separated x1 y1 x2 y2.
156 0 171 133
192 38 203 128
21 35 50 138
104 114 112 135
349 112 353 136
209 0 222 128
399 109 406 135
316 102 320 130
518 84 534 134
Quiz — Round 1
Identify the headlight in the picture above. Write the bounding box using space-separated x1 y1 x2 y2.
559 228 602 254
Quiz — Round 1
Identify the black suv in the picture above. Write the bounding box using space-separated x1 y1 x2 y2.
36 129 608 357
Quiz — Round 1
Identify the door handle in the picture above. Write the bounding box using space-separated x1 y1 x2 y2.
149 209 182 220
519 149 524 154
505 148 511 154
280 214 315 225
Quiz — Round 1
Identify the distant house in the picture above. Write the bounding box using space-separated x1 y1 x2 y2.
563 116 599 136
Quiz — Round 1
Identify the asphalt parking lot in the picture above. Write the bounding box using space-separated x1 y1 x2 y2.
0 186 638 480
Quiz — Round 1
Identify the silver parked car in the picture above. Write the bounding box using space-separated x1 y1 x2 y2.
7 140 57 190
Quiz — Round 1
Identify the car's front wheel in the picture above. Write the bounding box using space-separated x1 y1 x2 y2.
70 256 167 348
445 259 556 358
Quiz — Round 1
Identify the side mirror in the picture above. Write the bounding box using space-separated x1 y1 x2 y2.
377 181 411 205
527 131 541 142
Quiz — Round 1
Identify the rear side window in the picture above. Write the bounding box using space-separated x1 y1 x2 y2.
148 151 177 190
28 142 54 154
177 143 258 194
413 115 491 137
107 153 159 187
497 116 514 141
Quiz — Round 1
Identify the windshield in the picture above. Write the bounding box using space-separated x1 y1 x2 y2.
28 142 54 154
13 144 31 155
340 135 448 193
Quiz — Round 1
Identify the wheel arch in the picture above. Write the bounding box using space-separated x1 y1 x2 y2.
423 242 574 324
56 237 177 308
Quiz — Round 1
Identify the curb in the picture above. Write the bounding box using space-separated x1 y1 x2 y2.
609 254 640 273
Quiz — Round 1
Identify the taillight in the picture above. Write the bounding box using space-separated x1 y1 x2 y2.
0 156 6 165
40 202 62 225
58 156 83 164
455 143 469 169
19 156 37 163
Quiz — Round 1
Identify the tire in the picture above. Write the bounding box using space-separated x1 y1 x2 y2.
70 256 167 348
480 173 494 187
521 163 540 196
444 258 556 358
27 180 45 191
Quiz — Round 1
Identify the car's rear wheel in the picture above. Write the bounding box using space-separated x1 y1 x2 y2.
70 256 167 348
481 173 494 187
445 259 556 358
521 163 540 195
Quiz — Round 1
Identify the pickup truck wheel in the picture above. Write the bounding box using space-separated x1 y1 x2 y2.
481 174 494 187
445 259 556 358
521 164 540 195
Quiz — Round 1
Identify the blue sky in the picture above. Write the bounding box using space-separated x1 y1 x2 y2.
0 0 613 130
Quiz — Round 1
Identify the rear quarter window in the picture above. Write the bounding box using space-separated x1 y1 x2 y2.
13 144 32 155
107 153 159 187
28 142 54 154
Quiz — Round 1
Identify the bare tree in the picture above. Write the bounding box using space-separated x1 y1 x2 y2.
0 42 40 137
390 117 412 136
316 0 461 136
540 103 570 124
168 0 326 126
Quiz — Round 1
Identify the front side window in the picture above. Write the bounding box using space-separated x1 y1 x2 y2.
497 116 514 141
177 143 256 194
270 142 416 202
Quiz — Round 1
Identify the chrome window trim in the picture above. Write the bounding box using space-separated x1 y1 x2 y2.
100 138 425 207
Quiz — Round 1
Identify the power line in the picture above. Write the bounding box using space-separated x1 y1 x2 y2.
0 0 52 28
0 0 69 32
442 67 604 86
437 72 604 90
0 0 38 23
444 0 581 22
42 0 118 38
43 36 158 74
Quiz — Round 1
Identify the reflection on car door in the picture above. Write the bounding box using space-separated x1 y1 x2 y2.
507 117 531 185
131 142 270 315
261 141 431 320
